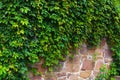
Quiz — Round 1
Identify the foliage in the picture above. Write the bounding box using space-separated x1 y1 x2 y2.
110 0 120 77
96 65 109 80
96 65 115 80
113 0 120 15
0 0 120 79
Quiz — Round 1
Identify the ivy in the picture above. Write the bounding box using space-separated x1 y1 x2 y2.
0 0 120 79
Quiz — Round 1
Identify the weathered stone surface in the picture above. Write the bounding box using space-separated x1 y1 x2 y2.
95 60 104 70
87 55 93 60
103 43 112 58
93 70 99 77
80 43 88 54
78 77 85 80
89 75 95 80
106 64 110 69
28 40 113 80
57 76 67 80
95 48 104 57
53 62 64 72
88 48 96 55
56 72 66 77
31 63 46 73
82 55 87 60
104 58 112 63
69 74 79 80
81 60 94 70
80 71 91 79
67 73 72 78
74 55 80 63
45 72 57 80
100 38 106 47
32 76 42 80
115 76 120 80
45 77 57 80
65 55 80 72
97 56 103 60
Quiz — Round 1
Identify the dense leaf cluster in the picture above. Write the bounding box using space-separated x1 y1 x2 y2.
0 0 120 79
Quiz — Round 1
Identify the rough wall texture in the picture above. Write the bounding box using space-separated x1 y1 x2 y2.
28 40 113 80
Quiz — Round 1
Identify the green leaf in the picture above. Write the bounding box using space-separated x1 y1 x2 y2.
0 2 3 9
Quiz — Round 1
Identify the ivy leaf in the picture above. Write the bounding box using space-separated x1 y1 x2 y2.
20 7 30 13
20 19 29 25
0 2 3 9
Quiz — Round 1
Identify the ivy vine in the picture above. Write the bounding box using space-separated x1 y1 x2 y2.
0 0 120 79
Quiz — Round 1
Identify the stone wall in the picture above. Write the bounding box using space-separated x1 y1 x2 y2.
28 40 112 80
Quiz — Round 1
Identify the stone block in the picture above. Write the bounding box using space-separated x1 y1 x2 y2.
93 70 99 77
45 72 57 80
80 71 91 79
69 74 79 80
56 72 66 77
81 60 94 70
95 60 104 70
67 73 72 78
45 77 57 80
95 48 104 57
57 76 67 80
103 43 112 58
65 55 80 72
32 76 42 80
82 55 87 59
104 58 112 63
87 55 93 60
106 63 110 69
115 76 120 80
80 43 88 54
30 63 46 73
96 57 103 60
88 48 96 55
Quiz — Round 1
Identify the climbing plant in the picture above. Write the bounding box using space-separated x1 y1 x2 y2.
0 0 119 79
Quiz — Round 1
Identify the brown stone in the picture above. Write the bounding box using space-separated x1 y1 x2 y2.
53 62 64 72
97 56 103 60
115 76 120 80
45 72 57 80
93 70 99 77
95 48 103 57
67 73 72 78
74 55 81 63
69 74 79 80
32 76 42 80
100 38 106 47
81 60 94 70
37 64 46 73
106 64 110 69
82 55 87 59
87 55 93 60
104 58 112 63
30 63 46 73
79 77 84 80
56 72 66 77
65 55 80 72
95 60 104 70
80 71 91 79
58 76 66 80
45 77 57 80
88 48 95 55
80 43 88 54
103 43 112 58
